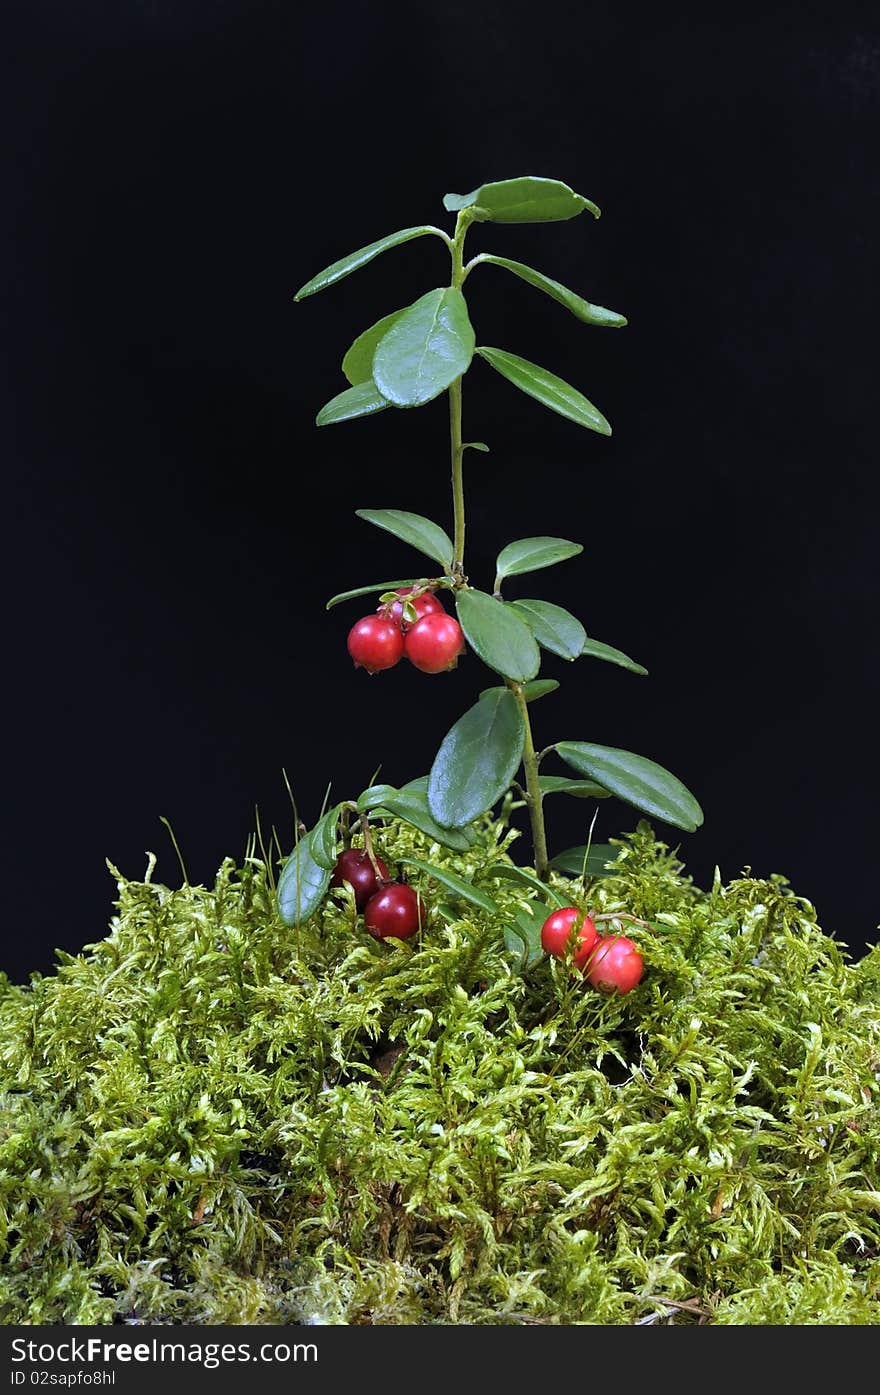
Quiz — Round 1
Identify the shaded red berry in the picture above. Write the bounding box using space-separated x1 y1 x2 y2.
404 613 465 673
540 906 598 971
347 614 405 673
363 883 427 940
585 935 644 994
379 587 444 630
330 848 389 912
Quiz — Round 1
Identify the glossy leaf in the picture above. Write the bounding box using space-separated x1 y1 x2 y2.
372 288 475 407
477 255 627 327
504 905 551 971
550 844 619 878
538 775 610 799
495 536 582 582
478 347 611 434
355 508 454 569
316 381 389 427
509 599 586 661
480 678 559 704
582 636 648 676
368 787 476 852
484 863 570 910
555 742 704 832
464 441 490 453
443 177 599 223
309 804 340 871
277 832 332 927
294 226 446 300
399 857 499 915
428 689 526 828
357 783 398 813
456 588 540 682
342 309 406 385
326 578 421 610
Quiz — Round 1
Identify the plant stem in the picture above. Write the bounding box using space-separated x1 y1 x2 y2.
448 212 469 579
509 682 550 881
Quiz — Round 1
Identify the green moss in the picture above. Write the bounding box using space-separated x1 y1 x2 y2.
1 820 878 1325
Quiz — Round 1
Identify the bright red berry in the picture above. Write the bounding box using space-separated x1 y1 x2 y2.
330 848 390 912
347 614 405 673
540 906 598 970
404 613 465 674
379 587 445 630
585 935 644 994
363 883 427 940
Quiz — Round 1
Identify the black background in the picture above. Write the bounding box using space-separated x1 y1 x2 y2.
3 1 878 982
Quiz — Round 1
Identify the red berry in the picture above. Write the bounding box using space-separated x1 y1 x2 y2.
330 848 389 912
363 883 427 940
379 587 444 630
585 935 644 995
347 614 405 673
540 906 598 970
404 613 465 674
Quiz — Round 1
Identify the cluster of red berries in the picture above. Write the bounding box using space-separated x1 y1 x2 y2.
330 847 427 939
540 907 644 994
347 587 465 675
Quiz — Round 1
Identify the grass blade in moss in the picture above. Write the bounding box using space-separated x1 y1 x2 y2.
549 843 619 877
556 741 704 832
428 689 526 828
582 636 648 675
510 599 586 661
495 536 583 582
342 309 406 385
294 226 448 300
316 381 389 427
478 347 611 434
443 176 599 222
476 255 626 326
399 857 499 915
372 288 475 408
277 831 332 927
355 509 454 570
456 588 540 682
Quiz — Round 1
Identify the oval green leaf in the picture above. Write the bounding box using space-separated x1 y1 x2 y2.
478 347 611 435
326 578 422 611
309 805 340 871
549 844 619 878
372 287 475 407
428 689 526 828
342 309 407 385
277 832 332 927
398 857 499 915
316 381 389 427
456 588 540 683
495 536 583 581
504 904 553 971
509 599 587 661
480 678 559 705
294 226 447 300
477 255 627 327
555 742 704 832
364 787 476 851
355 508 454 569
484 864 570 910
538 775 610 799
464 441 490 453
443 177 599 223
582 636 648 676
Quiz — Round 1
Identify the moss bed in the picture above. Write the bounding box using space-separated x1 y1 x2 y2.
1 819 879 1325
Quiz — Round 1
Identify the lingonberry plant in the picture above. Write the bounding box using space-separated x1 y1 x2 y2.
278 175 703 942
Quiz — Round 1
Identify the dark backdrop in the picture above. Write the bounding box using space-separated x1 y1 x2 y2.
3 1 878 981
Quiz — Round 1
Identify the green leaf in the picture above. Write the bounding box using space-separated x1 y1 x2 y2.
504 904 552 971
428 689 526 828
477 255 626 327
342 309 406 385
464 441 490 453
309 805 340 871
400 774 430 795
372 287 475 407
495 536 583 581
484 863 570 909
277 832 332 927
355 508 454 569
294 226 447 300
550 844 619 878
357 784 398 813
509 599 587 661
480 678 559 704
316 381 389 427
326 578 421 610
398 857 499 915
363 786 476 851
555 742 704 832
456 588 540 682
478 347 611 434
443 177 599 223
538 775 610 799
582 636 648 676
